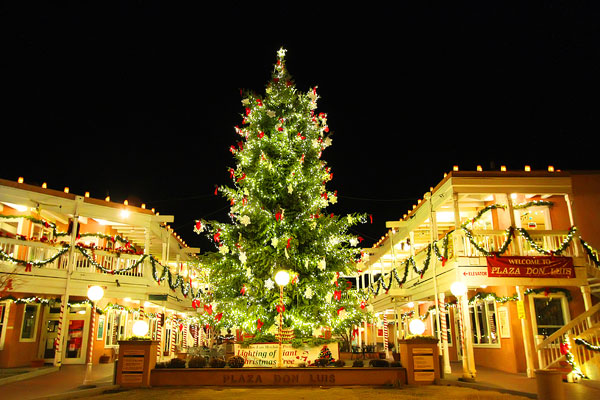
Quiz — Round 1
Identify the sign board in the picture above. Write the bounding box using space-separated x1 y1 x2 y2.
517 300 526 319
414 371 435 382
233 342 339 367
413 355 435 370
487 256 574 279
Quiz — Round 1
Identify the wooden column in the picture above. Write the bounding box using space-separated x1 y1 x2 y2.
516 285 535 378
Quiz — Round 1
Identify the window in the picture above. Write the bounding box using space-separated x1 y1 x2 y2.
20 304 40 341
531 295 570 339
0 302 10 349
432 311 452 345
104 309 129 347
469 300 499 346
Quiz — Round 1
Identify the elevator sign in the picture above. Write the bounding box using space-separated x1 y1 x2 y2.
487 256 574 278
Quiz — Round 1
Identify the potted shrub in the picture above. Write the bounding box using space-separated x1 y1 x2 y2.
227 355 245 368
209 358 226 368
167 357 186 368
188 356 207 368
352 359 364 367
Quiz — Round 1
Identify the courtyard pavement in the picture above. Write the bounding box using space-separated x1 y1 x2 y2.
0 361 599 400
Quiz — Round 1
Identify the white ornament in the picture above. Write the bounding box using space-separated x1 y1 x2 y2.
323 137 332 147
241 98 250 105
245 267 252 278
304 286 313 299
239 252 247 264
318 258 326 271
219 245 229 255
330 195 337 204
288 184 293 194
349 238 359 247
325 292 333 303
338 309 347 319
265 278 275 290
277 48 287 58
267 110 276 118
271 238 279 248
240 215 251 226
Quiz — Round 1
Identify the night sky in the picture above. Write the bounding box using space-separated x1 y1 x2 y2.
2 2 599 251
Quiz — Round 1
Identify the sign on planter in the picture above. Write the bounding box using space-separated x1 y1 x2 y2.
233 342 339 367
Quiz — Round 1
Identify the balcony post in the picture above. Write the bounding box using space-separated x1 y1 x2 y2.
506 194 522 256
516 285 536 377
452 193 465 256
439 292 452 374
54 196 82 367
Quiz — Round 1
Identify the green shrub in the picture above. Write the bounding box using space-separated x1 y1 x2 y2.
333 359 345 367
369 359 389 367
155 362 167 369
188 356 207 368
227 355 245 368
313 358 329 367
352 360 364 367
167 358 187 368
390 361 402 368
209 358 226 368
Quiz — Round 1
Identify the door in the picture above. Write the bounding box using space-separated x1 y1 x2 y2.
62 304 90 364
39 304 61 362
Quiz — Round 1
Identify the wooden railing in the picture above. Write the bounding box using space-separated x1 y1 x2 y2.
0 236 145 277
535 302 600 374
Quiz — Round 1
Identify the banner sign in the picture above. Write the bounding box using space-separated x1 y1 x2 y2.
233 342 339 368
487 256 574 279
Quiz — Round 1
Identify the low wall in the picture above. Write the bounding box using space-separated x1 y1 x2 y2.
150 367 407 387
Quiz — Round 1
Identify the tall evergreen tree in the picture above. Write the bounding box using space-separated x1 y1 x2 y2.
195 48 367 337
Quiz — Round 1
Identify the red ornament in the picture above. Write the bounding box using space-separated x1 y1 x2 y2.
276 304 285 313
360 301 367 309
241 285 247 295
278 126 283 132
215 186 219 195
204 304 213 315
369 214 373 224
257 318 264 331
337 306 345 315
286 237 292 248
334 290 341 301
258 131 265 139
215 313 223 322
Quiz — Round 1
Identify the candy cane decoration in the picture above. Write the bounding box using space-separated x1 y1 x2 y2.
87 303 96 364
182 322 187 349
440 297 448 345
457 299 467 359
383 314 389 352
156 313 162 358
194 324 199 347
170 320 176 355
55 301 65 352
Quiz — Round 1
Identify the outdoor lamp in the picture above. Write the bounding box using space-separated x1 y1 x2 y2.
274 270 290 286
83 285 104 386
87 285 104 302
132 320 150 337
409 319 426 335
450 281 467 298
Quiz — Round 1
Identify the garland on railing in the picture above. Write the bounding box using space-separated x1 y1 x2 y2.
463 226 514 257
574 337 600 352
0 245 69 270
75 245 147 275
516 226 577 256
561 336 588 379
468 292 519 304
0 214 58 236
578 237 599 268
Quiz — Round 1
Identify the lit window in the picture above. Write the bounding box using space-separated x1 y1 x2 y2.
468 300 499 346
20 304 40 341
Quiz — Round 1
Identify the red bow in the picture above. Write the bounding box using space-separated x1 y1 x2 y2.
334 290 341 301
352 327 359 338
287 237 292 248
337 306 345 315
191 299 201 309
257 318 264 331
204 304 213 315
215 313 223 322
240 285 247 295
25 263 32 272
560 342 570 355
360 301 367 310
276 304 285 314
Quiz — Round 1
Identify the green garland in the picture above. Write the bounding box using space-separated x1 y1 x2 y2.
578 237 600 268
574 337 600 352
463 226 514 257
0 245 69 268
0 214 58 236
468 292 519 304
516 226 577 256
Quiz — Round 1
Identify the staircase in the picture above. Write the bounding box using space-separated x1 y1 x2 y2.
536 302 600 381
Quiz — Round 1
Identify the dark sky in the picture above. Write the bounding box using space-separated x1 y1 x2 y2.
2 2 599 251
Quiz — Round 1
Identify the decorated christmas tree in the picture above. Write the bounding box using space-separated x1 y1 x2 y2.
195 48 367 337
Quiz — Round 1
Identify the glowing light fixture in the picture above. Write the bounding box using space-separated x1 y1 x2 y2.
548 166 555 172
453 166 459 171
275 270 290 286
450 281 467 297
87 285 104 302
409 319 426 335
42 182 47 188
64 187 70 193
85 192 90 197
477 165 482 172
132 320 149 337
18 177 24 183
524 165 531 172
500 166 507 172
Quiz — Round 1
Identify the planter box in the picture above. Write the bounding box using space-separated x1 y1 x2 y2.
116 340 159 388
151 367 406 387
398 338 439 385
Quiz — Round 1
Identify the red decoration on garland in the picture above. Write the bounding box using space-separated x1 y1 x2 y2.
25 263 32 272
257 318 264 331
204 304 213 315
337 306 345 315
360 301 367 309
334 290 341 301
560 341 570 355
275 211 283 221
236 173 246 182
215 312 223 322
544 287 550 296
358 237 364 243
276 304 285 313
215 187 219 195
369 214 373 224
286 237 292 248
214 231 221 243
240 285 247 295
